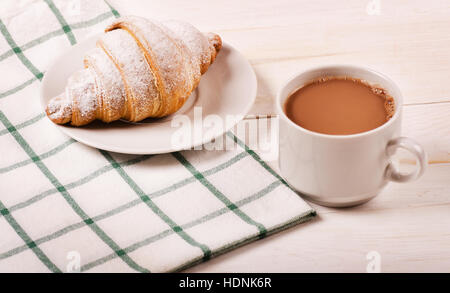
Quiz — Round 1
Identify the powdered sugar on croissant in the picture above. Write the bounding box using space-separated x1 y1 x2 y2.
46 16 222 126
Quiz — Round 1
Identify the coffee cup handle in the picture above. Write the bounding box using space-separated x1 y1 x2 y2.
385 137 427 183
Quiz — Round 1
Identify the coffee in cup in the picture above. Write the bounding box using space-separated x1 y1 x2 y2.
284 77 395 135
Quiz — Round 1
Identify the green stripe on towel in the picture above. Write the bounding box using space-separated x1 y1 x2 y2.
0 200 61 272
100 150 213 261
0 19 44 80
172 152 268 238
0 111 149 273
43 0 77 45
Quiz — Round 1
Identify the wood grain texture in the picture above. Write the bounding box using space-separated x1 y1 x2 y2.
109 0 450 272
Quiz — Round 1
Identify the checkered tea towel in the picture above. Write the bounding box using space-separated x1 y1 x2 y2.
0 0 315 272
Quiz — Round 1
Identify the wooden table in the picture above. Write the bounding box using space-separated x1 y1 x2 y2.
109 0 450 272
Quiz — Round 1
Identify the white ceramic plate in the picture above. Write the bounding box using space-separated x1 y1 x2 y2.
40 34 256 154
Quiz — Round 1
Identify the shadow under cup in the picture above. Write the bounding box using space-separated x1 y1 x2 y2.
276 65 425 208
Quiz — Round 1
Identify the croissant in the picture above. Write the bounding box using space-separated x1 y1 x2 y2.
46 16 222 126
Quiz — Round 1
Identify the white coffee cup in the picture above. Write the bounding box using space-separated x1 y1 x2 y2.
276 65 427 207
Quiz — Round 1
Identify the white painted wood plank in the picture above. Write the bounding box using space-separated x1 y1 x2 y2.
186 164 450 273
401 103 450 164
